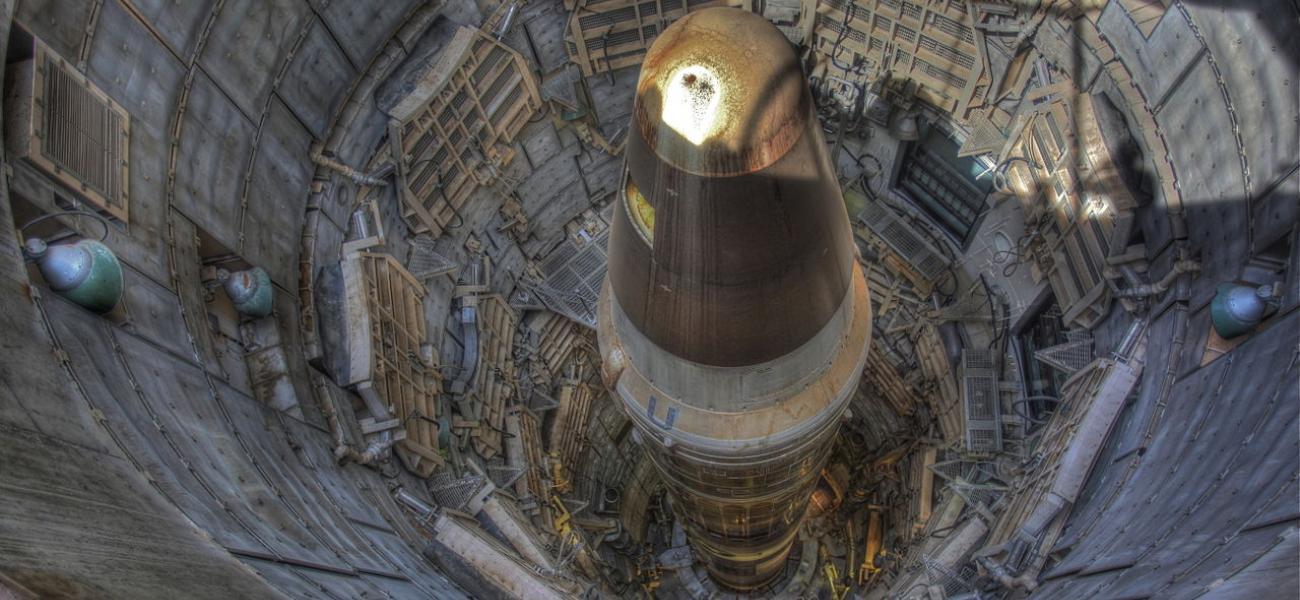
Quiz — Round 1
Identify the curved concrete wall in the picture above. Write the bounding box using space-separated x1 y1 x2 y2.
0 0 467 597
1012 2 1299 597
0 0 636 597
0 0 1295 598
851 1 1297 596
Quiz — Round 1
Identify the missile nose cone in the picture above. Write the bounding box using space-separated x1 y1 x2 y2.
610 7 858 367
599 8 874 591
633 8 807 175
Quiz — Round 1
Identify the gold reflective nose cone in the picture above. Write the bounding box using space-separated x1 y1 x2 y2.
598 7 874 591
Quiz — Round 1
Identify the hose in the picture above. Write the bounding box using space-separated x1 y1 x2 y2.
1012 395 1062 424
20 210 111 242
985 155 1040 193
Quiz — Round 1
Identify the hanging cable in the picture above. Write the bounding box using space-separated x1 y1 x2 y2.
982 155 1040 193
828 1 858 73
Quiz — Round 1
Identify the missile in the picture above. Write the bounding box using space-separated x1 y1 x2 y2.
596 7 873 590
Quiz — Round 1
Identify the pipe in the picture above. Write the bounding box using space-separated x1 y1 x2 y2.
347 433 397 465
299 185 323 360
1115 259 1200 299
394 487 439 532
989 156 1039 192
310 147 392 187
349 207 372 241
1116 264 1143 288
976 556 1038 592
20 210 111 242
450 304 479 395
318 378 396 466
318 379 358 464
352 384 397 464
1113 318 1147 361
395 487 437 517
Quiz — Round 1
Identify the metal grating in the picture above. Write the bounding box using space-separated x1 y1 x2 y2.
931 285 1005 326
342 251 443 477
947 479 1004 511
961 349 1002 453
1034 330 1095 375
902 1 922 20
407 235 458 280
918 34 974 69
541 242 578 273
531 227 610 329
859 200 949 283
917 57 966 88
921 555 978 595
957 112 1007 158
487 464 525 488
930 12 973 43
428 472 487 509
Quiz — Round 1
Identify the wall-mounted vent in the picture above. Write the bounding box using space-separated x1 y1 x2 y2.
4 40 130 221
859 199 949 283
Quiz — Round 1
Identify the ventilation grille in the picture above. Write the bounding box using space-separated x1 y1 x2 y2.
1033 330 1095 375
18 42 131 221
407 235 458 280
428 472 487 509
930 12 973 44
859 200 949 282
919 34 975 70
961 349 1002 454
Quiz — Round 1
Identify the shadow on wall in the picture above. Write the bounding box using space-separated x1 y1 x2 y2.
969 0 1298 315
1179 0 1299 68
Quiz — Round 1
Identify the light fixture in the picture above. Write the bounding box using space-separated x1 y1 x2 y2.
1211 282 1279 339
21 211 123 314
1085 195 1110 218
220 267 274 318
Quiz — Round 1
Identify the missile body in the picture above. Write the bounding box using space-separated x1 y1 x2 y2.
596 8 872 590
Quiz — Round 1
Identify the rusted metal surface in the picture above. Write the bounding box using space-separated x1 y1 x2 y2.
600 8 873 589
340 250 443 477
630 8 808 177
609 7 856 367
3 0 1297 598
